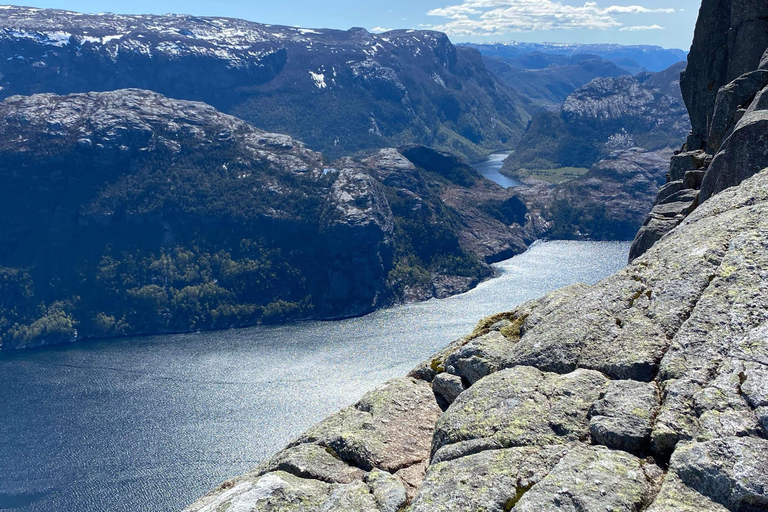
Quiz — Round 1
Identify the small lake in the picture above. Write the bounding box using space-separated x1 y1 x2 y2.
0 241 630 512
473 152 523 188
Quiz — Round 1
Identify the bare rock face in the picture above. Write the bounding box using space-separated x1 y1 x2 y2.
680 0 768 150
631 0 768 260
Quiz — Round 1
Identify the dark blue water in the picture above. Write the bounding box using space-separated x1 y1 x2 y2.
0 241 630 512
474 152 523 188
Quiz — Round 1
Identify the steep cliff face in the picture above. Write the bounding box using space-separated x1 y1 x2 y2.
631 0 768 261
0 6 528 160
680 0 768 150
186 2 768 510
0 89 535 350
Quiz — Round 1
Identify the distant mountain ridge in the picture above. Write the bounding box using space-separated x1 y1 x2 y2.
461 42 688 74
0 5 529 160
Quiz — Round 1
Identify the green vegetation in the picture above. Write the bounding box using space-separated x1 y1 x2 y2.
0 118 498 348
384 181 490 298
515 166 590 184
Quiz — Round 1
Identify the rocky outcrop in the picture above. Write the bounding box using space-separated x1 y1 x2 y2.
680 0 768 150
501 64 689 243
0 89 537 349
505 67 689 176
631 0 768 261
537 147 673 240
0 6 528 161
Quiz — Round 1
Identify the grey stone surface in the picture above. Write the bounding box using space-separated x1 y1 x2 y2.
680 0 768 148
444 331 509 385
683 170 706 190
514 445 655 512
411 445 569 512
669 150 706 182
701 102 768 201
646 471 730 512
673 437 768 510
708 70 768 151
262 443 367 485
589 379 659 453
431 366 607 461
365 469 407 512
431 372 464 407
655 180 685 204
293 377 441 475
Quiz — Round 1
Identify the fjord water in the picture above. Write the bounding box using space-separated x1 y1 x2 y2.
0 241 630 512
473 152 523 188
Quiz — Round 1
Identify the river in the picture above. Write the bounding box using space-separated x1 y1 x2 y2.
0 240 630 512
472 152 523 188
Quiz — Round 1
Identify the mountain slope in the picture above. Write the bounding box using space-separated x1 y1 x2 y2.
0 5 529 160
0 89 537 350
481 53 631 111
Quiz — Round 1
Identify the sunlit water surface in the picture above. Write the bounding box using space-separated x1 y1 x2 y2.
0 241 629 512
473 152 523 188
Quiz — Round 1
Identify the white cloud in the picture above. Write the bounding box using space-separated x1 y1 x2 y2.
425 1 675 36
619 24 665 31
372 26 394 33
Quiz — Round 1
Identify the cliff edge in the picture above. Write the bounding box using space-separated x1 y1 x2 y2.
185 2 768 510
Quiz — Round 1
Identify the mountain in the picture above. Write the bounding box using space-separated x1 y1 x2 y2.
518 147 673 240
0 89 539 350
0 6 529 161
481 53 631 110
186 2 768 510
505 64 690 175
496 63 689 240
462 42 688 74
631 0 768 261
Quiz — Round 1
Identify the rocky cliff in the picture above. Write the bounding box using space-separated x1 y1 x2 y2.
185 2 768 510
630 0 768 261
0 89 537 350
0 6 529 160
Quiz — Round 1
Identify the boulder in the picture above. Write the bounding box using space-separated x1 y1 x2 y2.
700 103 768 201
365 470 408 512
654 180 685 204
513 445 656 512
262 443 367 484
431 372 464 408
589 380 660 453
293 377 441 475
431 366 607 462
669 150 706 182
708 70 768 151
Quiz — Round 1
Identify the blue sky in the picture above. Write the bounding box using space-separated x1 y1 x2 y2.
29 0 701 50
